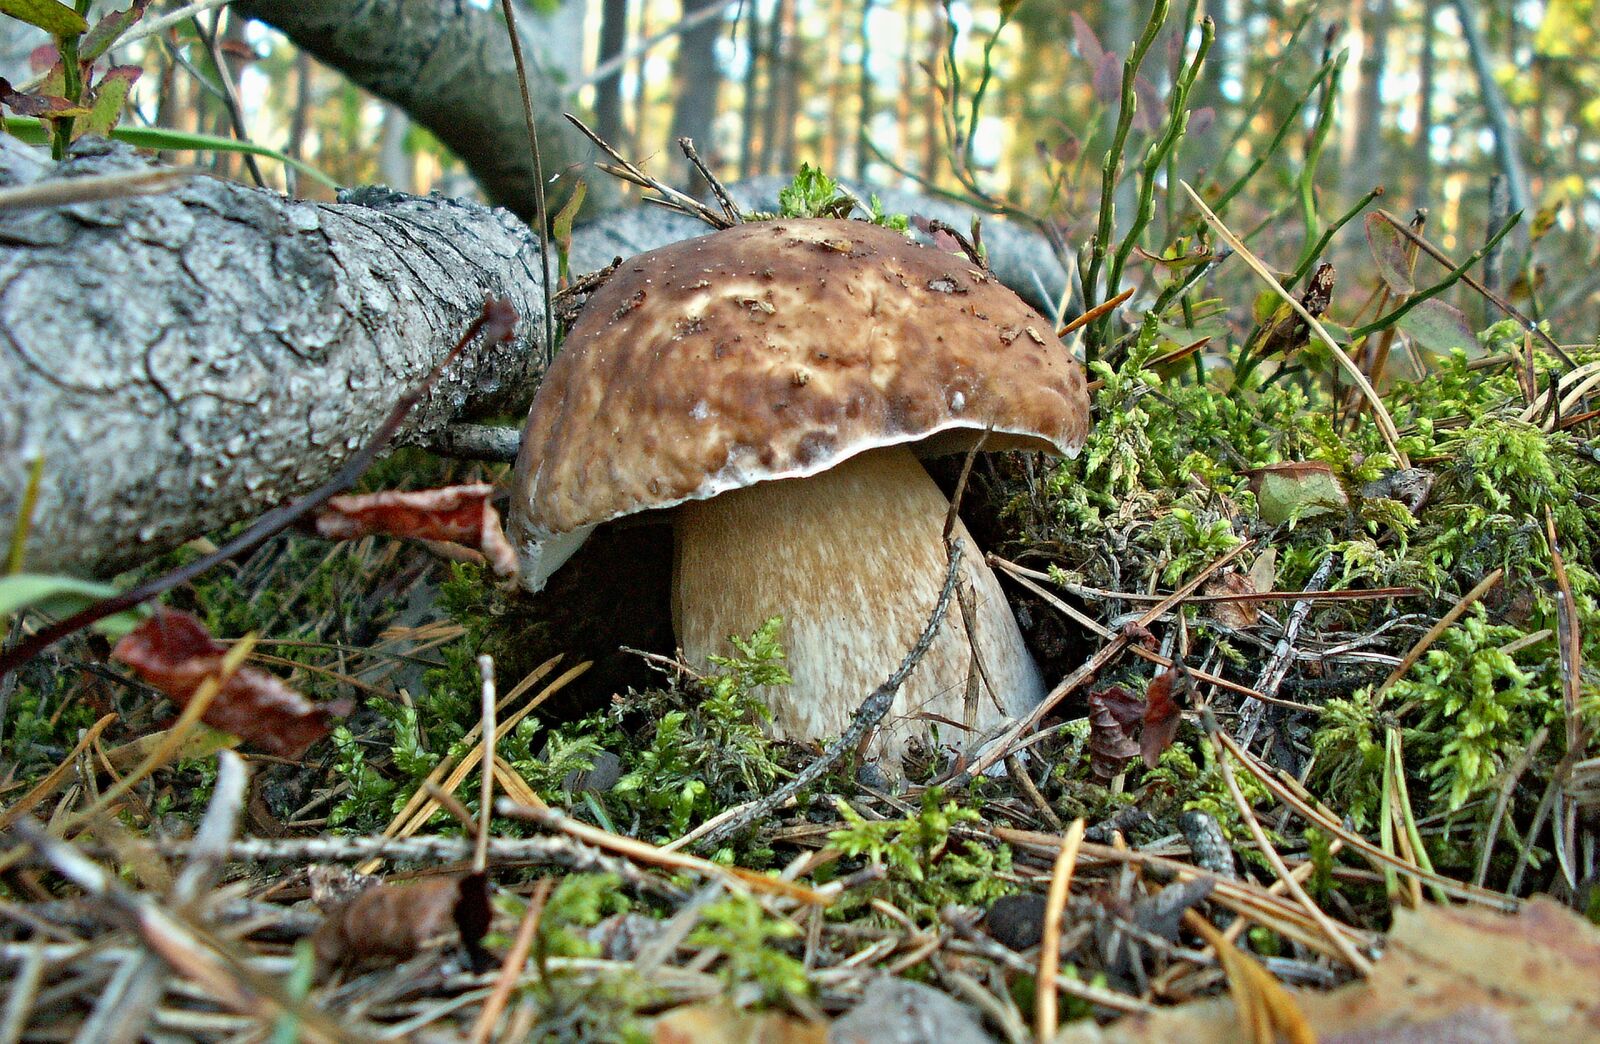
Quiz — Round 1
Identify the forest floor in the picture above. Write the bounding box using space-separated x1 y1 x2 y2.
5 167 1600 1038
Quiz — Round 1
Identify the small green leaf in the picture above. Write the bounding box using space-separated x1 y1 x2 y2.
1397 298 1474 353
1364 213 1414 295
0 0 88 36
78 65 139 138
79 0 150 63
551 179 586 284
1247 462 1349 525
0 573 149 638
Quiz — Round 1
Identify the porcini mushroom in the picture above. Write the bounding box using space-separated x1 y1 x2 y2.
508 218 1090 764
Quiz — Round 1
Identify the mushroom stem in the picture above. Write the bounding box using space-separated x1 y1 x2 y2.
672 445 1045 761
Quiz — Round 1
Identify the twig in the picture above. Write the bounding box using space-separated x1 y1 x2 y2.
1180 180 1406 465
171 751 249 907
564 114 732 229
1208 728 1520 909
1006 755 1063 832
1238 555 1335 747
475 656 497 875
690 542 968 850
676 138 742 226
1372 211 1573 368
1205 712 1373 974
499 802 832 906
1035 818 1086 1040
961 540 1255 781
0 168 193 210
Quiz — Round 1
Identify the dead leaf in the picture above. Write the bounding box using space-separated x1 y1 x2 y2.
1202 572 1259 629
1140 669 1183 769
653 1002 827 1044
312 483 518 577
1088 685 1142 780
1053 897 1600 1043
312 872 490 969
1195 917 1316 1044
112 609 352 759
1247 548 1278 597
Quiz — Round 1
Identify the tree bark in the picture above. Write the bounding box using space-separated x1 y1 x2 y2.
668 0 725 194
233 0 614 220
594 0 630 148
0 145 1070 581
0 137 551 578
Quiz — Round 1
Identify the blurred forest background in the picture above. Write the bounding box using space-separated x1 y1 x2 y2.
5 0 1599 330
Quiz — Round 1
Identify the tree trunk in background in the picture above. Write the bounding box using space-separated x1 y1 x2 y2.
758 0 787 174
595 0 629 148
1451 0 1531 255
1413 0 1436 209
1344 0 1391 196
775 0 801 172
527 0 586 86
738 0 764 177
857 0 878 182
668 0 724 194
821 0 846 172
378 103 414 192
921 0 942 179
235 0 614 221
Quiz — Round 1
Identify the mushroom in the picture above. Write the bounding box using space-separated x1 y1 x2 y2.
508 218 1090 764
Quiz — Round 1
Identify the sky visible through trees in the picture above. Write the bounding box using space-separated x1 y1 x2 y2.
33 0 1600 328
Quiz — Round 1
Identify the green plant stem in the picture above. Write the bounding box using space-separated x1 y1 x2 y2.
5 457 44 575
1291 186 1386 288
1292 49 1348 274
5 117 341 188
1211 56 1339 216
1096 14 1213 352
51 34 82 159
960 9 1013 176
1081 0 1171 363
1348 214 1521 343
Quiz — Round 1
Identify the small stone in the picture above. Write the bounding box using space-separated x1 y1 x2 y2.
983 892 1048 951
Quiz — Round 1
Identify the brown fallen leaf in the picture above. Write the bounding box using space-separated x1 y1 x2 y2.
312 483 519 578
112 609 352 759
312 872 491 970
1087 685 1143 781
1202 572 1260 630
652 1002 827 1044
1053 896 1600 1043
1140 669 1183 769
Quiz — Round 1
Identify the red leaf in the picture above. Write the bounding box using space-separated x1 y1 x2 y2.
1092 52 1122 105
312 483 518 577
0 78 82 117
1071 12 1105 68
1088 685 1143 781
112 609 351 759
28 45 58 72
1141 668 1183 768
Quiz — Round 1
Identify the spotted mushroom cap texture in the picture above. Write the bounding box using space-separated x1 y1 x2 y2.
511 217 1091 542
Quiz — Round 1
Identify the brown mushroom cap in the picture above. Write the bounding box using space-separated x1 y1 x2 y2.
510 217 1091 587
